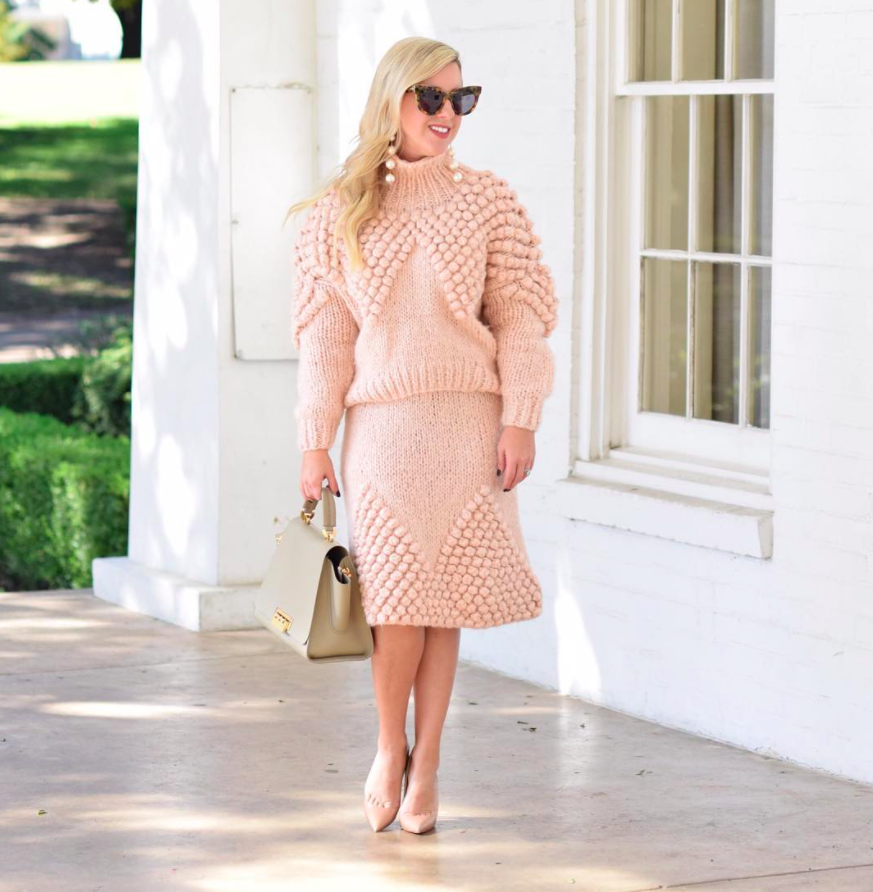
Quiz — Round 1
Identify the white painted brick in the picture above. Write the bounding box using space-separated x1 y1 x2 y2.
773 472 873 521
774 444 873 487
776 384 873 427
777 293 873 336
774 537 870 585
771 322 873 361
773 414 873 458
776 508 873 553
778 351 873 399
791 0 873 11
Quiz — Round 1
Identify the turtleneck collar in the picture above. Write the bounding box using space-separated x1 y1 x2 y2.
379 148 461 215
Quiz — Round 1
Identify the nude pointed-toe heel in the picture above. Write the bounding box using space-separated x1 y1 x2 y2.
363 745 411 832
398 750 439 834
399 799 438 834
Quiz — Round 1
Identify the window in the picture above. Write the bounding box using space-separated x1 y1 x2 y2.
561 0 776 558
586 0 775 471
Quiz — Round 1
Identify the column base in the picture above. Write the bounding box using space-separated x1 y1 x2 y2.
92 556 262 632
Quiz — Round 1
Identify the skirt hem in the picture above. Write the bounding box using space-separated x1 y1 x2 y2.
364 604 542 631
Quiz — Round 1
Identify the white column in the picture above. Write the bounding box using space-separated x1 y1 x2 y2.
93 0 319 631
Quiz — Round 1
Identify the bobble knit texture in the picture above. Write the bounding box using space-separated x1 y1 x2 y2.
292 150 558 452
292 150 558 628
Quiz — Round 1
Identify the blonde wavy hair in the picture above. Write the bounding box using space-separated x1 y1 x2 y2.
283 36 463 272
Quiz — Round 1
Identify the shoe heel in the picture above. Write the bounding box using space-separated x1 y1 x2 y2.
398 748 439 834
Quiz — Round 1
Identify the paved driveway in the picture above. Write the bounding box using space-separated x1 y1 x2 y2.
0 197 132 362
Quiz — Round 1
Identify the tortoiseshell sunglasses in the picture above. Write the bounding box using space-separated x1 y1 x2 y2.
405 84 482 116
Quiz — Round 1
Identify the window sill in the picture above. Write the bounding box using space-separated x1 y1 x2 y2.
555 449 774 560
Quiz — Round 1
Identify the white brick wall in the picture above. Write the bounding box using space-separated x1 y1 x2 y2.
315 1 873 785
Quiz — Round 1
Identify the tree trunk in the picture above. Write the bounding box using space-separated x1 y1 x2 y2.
116 3 142 59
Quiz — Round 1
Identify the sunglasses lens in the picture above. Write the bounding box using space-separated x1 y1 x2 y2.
453 88 478 116
417 86 445 115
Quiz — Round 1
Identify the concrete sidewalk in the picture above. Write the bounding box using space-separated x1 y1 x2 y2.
2 588 873 892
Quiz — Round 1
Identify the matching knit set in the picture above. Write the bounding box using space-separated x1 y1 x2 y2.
292 148 558 629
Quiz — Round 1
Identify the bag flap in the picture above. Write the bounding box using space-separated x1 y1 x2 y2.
255 514 342 646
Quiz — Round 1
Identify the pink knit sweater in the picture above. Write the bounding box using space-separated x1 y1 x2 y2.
292 149 558 452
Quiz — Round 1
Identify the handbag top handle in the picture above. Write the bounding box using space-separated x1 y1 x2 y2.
301 484 337 536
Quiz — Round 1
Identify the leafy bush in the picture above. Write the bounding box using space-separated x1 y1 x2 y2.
0 407 129 591
71 322 132 437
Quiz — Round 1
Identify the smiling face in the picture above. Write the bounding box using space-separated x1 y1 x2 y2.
397 61 462 161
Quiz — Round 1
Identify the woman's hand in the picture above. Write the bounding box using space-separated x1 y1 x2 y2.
497 425 536 492
300 448 341 501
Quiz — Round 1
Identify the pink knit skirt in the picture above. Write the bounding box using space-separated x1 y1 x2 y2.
339 389 544 629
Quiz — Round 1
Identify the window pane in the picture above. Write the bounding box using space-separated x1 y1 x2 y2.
696 94 742 255
645 96 689 251
734 0 775 79
749 93 774 256
693 262 740 424
749 266 772 429
681 0 725 80
630 0 672 82
641 258 688 416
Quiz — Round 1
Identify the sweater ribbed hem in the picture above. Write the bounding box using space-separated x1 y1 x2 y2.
297 412 341 452
501 391 545 432
344 359 502 407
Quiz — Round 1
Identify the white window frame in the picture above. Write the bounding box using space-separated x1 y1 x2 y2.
557 0 775 559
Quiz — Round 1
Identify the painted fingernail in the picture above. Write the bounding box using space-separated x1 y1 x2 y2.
337 489 341 497
496 468 502 476
503 488 509 492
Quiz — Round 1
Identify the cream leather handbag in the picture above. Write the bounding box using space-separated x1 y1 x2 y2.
253 485 373 662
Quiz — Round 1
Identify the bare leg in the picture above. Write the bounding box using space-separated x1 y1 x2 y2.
364 625 425 813
402 626 460 817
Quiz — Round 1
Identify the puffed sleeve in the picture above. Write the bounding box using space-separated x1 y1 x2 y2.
292 192 359 452
481 177 558 431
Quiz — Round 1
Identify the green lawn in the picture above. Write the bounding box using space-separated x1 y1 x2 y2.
0 117 139 255
0 60 140 308
0 117 138 200
0 58 139 234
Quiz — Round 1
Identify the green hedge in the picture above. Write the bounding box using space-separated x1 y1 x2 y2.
0 407 129 591
0 322 131 437
0 356 86 423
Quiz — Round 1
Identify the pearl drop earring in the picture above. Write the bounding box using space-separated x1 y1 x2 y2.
382 141 464 184
448 144 463 183
384 142 397 184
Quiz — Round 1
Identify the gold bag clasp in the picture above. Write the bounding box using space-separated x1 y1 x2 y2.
272 607 292 633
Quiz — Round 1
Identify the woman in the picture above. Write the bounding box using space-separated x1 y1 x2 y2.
285 36 558 834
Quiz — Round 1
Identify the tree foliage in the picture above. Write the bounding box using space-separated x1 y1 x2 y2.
0 0 56 62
